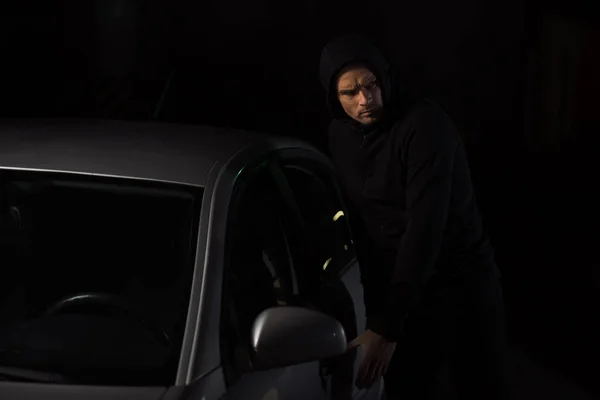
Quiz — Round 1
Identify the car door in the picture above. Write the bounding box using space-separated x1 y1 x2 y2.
219 152 384 400
219 158 330 400
272 152 384 400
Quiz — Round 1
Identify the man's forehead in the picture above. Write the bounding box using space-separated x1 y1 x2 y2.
337 66 377 89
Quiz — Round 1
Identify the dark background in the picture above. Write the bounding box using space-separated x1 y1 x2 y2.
1 0 599 396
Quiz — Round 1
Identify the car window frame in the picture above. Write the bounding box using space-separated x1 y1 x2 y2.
219 156 288 386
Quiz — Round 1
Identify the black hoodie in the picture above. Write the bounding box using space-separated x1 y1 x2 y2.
320 34 498 340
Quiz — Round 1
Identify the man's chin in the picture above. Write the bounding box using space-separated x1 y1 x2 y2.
360 115 380 125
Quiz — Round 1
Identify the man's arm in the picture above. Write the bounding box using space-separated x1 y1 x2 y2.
369 103 460 340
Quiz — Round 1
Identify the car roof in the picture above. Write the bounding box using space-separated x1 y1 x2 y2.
0 119 305 187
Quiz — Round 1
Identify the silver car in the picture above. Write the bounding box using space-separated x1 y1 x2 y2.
0 120 384 400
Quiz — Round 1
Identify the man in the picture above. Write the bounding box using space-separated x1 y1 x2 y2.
319 34 510 399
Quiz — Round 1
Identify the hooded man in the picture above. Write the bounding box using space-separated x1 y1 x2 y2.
319 34 510 399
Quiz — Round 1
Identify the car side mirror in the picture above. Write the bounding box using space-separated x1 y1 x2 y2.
250 306 347 371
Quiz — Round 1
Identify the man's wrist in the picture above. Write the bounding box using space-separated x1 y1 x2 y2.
367 315 406 341
365 315 386 334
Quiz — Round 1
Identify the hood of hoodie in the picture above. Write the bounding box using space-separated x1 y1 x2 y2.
319 34 396 121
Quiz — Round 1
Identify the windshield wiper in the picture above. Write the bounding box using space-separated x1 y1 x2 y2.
0 365 71 383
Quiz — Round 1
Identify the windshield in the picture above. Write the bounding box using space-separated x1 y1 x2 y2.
0 169 202 386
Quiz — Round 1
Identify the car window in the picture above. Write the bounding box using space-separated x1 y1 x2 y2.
0 169 202 386
221 158 358 389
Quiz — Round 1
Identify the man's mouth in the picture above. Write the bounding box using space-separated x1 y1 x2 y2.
361 108 380 116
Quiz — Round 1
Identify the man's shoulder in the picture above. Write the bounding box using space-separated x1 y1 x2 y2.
391 98 456 132
390 98 460 149
393 98 449 125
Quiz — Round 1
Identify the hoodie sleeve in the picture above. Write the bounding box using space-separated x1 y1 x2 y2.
341 190 387 322
367 103 460 340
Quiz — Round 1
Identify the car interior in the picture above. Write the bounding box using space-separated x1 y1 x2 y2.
0 169 201 385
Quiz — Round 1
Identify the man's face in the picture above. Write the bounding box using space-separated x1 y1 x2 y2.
336 64 384 124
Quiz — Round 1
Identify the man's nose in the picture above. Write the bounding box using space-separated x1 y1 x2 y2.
358 89 370 105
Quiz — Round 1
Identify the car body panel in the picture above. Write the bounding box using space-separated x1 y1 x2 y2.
0 382 166 400
0 119 257 187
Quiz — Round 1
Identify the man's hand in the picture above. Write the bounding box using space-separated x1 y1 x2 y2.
347 329 397 389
